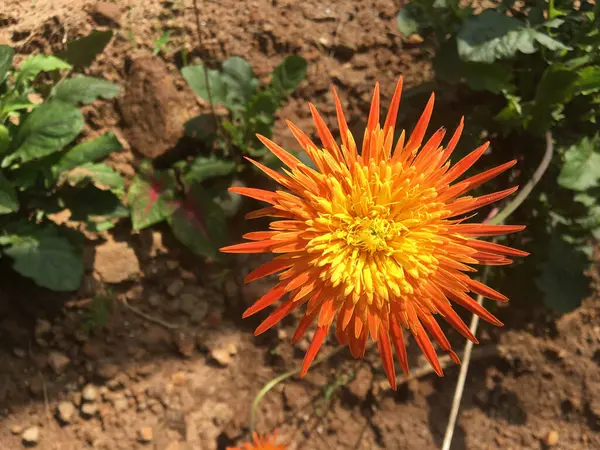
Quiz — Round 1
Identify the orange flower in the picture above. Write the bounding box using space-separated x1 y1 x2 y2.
227 431 286 450
221 78 527 389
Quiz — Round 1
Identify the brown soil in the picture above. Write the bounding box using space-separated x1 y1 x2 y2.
1 1 599 450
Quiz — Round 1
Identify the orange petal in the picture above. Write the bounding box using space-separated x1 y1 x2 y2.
245 207 293 219
245 258 294 283
300 326 328 377
383 77 403 137
256 134 301 169
458 160 516 192
465 278 509 302
243 283 287 318
220 240 278 253
377 327 397 390
403 93 435 161
229 186 278 204
409 311 443 376
466 239 529 257
443 142 489 184
362 82 380 160
447 291 503 327
254 299 298 335
242 231 278 241
443 116 464 159
434 296 478 343
390 315 410 376
449 186 518 216
332 86 350 151
450 223 525 236
309 103 342 161
292 309 318 343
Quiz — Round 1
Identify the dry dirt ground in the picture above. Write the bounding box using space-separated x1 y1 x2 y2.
0 1 599 449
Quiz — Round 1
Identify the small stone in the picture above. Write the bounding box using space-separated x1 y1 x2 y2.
210 348 231 367
137 363 157 377
56 401 76 424
96 363 120 380
277 329 288 340
11 424 23 434
48 351 71 374
22 426 39 445
94 241 140 283
35 319 52 337
82 384 98 402
544 431 559 447
166 280 185 297
81 402 98 418
174 332 195 358
90 2 122 27
113 397 128 411
147 293 164 307
139 326 172 349
166 260 179 270
171 371 185 385
28 378 43 397
178 293 199 314
227 343 238 355
13 347 26 358
82 342 104 360
138 426 153 443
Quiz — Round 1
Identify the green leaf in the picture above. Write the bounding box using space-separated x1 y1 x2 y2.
557 135 600 191
0 45 14 82
0 91 37 116
464 62 513 93
3 100 83 167
52 75 120 105
51 132 122 176
535 235 589 313
63 163 125 195
532 31 570 51
270 56 307 94
167 184 227 260
0 124 9 155
16 54 71 84
128 172 177 230
182 156 236 187
220 56 259 108
65 183 129 224
153 30 172 56
0 169 18 214
57 30 113 68
530 65 579 132
397 7 420 36
574 66 600 95
2 225 83 291
182 64 226 106
457 10 536 63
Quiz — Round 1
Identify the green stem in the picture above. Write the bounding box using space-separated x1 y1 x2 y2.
249 345 345 434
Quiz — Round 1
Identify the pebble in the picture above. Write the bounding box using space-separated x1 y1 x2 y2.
544 430 559 446
48 351 71 374
35 319 52 337
210 348 231 367
13 347 26 358
22 426 39 445
11 424 23 435
147 293 164 307
138 426 153 443
96 363 120 380
166 280 185 297
174 332 195 358
82 384 98 402
56 401 76 423
113 397 129 411
81 403 98 418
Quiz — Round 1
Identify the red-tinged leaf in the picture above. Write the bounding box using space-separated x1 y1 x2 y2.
128 171 177 231
168 184 227 260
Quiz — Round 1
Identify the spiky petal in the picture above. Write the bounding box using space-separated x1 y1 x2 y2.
227 431 286 450
221 78 527 389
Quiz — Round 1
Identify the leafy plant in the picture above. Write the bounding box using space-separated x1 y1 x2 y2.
397 0 600 311
126 56 307 260
0 43 124 291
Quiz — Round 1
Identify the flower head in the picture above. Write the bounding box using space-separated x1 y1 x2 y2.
227 431 286 450
221 78 527 389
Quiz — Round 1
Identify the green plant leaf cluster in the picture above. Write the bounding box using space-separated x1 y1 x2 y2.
182 55 307 156
398 1 600 313
129 55 307 260
0 36 123 291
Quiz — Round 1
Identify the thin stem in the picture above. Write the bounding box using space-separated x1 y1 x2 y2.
249 345 345 434
191 0 220 137
441 131 554 450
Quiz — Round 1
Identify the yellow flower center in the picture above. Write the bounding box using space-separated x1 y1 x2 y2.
343 216 401 253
